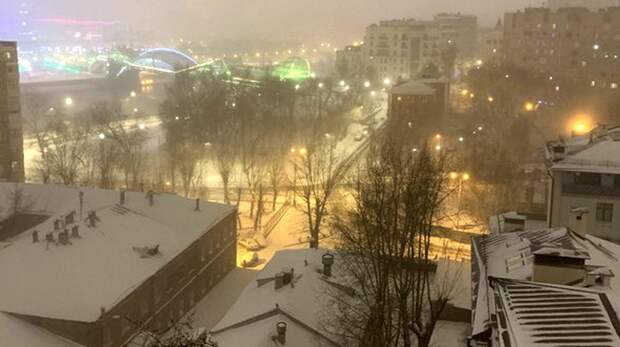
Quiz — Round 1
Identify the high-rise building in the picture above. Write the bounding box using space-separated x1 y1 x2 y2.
350 14 478 81
503 7 620 85
546 0 620 11
0 41 24 182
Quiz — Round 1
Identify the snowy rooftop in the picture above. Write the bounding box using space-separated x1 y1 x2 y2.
552 140 620 174
389 80 436 96
0 183 235 322
211 248 470 347
491 277 620 347
471 227 620 342
0 312 83 347
212 248 340 346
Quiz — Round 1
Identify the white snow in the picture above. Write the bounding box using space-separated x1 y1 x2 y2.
0 183 235 322
552 140 620 174
0 312 84 347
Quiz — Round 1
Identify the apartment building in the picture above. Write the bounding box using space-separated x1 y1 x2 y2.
503 7 620 85
0 41 24 182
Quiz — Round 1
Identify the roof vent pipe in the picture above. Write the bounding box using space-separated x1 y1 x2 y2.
322 253 335 277
276 321 287 344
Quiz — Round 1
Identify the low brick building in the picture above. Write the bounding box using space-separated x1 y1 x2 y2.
0 184 237 346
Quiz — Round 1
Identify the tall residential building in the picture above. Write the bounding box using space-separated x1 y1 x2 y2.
547 0 620 11
434 13 478 58
353 14 478 81
503 7 620 85
0 41 24 182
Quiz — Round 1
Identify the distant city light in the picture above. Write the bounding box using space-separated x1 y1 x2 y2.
138 123 146 130
98 133 105 140
524 102 535 112
130 91 137 98
487 96 494 103
593 44 600 50
383 78 392 86
64 97 73 106
364 81 371 88
459 137 464 142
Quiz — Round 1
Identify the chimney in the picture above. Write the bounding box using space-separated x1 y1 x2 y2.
275 272 286 290
120 191 126 205
276 321 287 345
195 198 200 211
569 207 589 236
71 225 80 238
322 253 335 277
32 230 39 243
147 191 154 206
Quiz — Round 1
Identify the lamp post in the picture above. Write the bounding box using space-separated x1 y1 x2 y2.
450 172 470 232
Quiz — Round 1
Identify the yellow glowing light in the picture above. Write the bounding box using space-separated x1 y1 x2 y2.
435 134 442 139
461 89 469 96
487 96 494 102
524 102 535 112
463 173 470 181
450 172 459 180
299 148 308 156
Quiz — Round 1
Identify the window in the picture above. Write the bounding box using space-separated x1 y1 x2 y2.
596 203 613 223
574 172 601 186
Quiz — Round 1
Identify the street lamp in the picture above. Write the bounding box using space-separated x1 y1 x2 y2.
487 96 494 103
98 133 106 140
383 77 391 86
138 123 146 130
65 97 73 107
130 91 137 98
364 81 371 88
524 102 535 112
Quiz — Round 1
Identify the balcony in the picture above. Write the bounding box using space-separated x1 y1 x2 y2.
562 184 620 197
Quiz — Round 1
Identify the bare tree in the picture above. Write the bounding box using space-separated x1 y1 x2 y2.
44 119 91 186
22 93 56 183
89 102 149 189
296 137 341 248
326 142 460 347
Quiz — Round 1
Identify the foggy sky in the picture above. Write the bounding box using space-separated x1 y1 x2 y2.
13 0 545 42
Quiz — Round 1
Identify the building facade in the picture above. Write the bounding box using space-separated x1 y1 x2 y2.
503 7 620 85
546 126 620 241
547 0 620 11
0 41 24 182
335 44 364 79
359 14 478 81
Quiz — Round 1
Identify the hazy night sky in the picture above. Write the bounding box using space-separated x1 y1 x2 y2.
6 0 546 42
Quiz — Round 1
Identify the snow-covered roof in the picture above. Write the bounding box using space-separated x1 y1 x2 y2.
471 227 620 341
491 277 620 347
212 248 470 347
552 140 620 174
212 248 341 346
0 183 235 322
488 211 547 234
389 80 436 96
0 312 84 347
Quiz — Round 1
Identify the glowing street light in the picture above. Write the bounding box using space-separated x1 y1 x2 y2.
130 91 137 98
318 82 324 89
65 97 73 107
469 93 475 99
138 123 146 130
364 81 371 88
450 172 459 180
339 80 346 87
299 147 308 156
487 96 494 103
435 145 442 151
462 173 470 181
593 44 600 50
524 102 535 112
133 107 139 113
461 89 469 96
383 77 392 86
435 133 442 140
98 133 106 140
459 137 464 142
